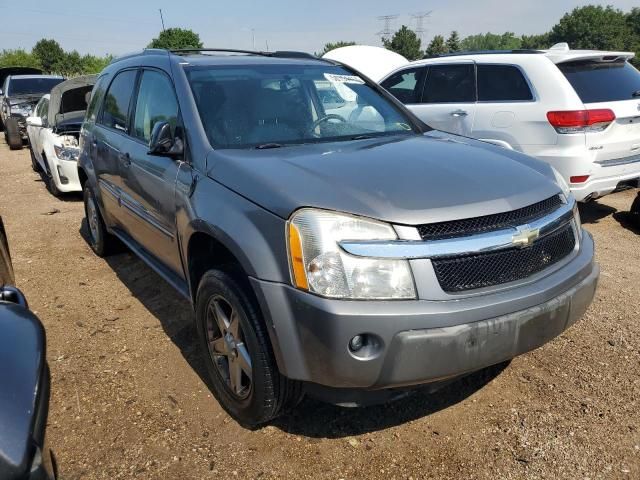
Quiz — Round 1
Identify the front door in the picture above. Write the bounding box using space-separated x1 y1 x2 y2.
410 62 477 136
119 68 183 276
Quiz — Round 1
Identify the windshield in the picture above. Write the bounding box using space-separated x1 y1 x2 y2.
557 60 640 103
185 63 417 148
8 77 64 96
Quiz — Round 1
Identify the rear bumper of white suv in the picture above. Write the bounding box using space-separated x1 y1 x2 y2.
524 146 640 202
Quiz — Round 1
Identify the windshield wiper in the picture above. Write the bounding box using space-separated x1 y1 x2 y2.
350 134 375 140
632 90 640 97
255 143 283 149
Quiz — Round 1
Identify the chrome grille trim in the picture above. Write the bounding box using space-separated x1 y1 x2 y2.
339 197 576 260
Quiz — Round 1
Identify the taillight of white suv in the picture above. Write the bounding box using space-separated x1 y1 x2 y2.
546 109 616 134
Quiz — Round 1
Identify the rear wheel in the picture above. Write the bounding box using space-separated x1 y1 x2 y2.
5 118 23 150
631 192 640 218
83 186 117 257
195 270 302 428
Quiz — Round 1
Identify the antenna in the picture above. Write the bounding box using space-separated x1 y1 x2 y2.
410 11 432 43
158 9 166 32
377 14 399 40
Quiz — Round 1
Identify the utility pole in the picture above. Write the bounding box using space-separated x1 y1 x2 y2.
376 14 398 42
252 28 255 50
159 9 166 32
410 11 432 43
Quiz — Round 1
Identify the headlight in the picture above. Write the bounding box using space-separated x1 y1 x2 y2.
551 167 572 199
54 145 79 161
287 209 416 300
10 105 31 116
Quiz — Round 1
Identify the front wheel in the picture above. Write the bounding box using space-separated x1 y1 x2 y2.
5 118 23 150
29 145 41 172
195 270 302 428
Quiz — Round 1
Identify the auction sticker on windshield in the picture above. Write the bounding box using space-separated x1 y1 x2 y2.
324 73 365 85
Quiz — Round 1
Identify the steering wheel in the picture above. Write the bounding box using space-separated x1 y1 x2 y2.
308 114 347 135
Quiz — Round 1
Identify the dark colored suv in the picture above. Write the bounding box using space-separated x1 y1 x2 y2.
79 48 598 427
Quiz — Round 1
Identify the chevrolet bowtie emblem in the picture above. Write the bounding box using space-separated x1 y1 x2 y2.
512 225 540 248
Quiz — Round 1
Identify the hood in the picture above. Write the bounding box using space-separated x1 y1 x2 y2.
207 132 560 225
323 45 409 82
48 75 96 127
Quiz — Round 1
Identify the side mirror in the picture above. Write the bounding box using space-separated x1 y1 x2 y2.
148 121 183 158
26 116 42 127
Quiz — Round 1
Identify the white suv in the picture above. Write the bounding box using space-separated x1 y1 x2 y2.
333 44 640 202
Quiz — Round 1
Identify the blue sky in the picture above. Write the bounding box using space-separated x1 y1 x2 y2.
0 0 636 56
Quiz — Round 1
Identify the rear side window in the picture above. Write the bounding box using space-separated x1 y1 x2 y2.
477 65 533 101
99 70 137 131
558 60 640 103
423 64 475 103
381 67 426 104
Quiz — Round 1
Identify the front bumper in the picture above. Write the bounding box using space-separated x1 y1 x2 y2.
50 158 82 193
251 231 598 389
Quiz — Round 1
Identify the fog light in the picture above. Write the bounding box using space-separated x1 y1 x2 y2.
56 166 69 185
349 335 364 352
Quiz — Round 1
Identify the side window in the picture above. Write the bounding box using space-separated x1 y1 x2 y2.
99 69 137 132
381 67 426 104
423 64 475 103
477 65 533 102
132 70 179 143
86 75 109 123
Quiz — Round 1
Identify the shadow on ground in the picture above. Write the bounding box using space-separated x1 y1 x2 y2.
79 219 209 387
273 362 508 438
578 201 616 224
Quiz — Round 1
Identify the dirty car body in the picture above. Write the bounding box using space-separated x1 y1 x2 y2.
78 49 598 425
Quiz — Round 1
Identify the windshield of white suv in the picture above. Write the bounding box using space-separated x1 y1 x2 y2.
8 77 64 96
557 60 640 103
185 63 417 148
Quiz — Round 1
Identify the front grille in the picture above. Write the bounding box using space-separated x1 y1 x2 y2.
432 224 576 293
418 195 563 240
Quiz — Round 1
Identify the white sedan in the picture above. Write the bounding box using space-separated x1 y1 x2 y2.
26 75 96 196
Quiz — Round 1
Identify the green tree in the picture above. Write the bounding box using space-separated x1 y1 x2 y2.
460 32 522 51
549 5 634 51
54 50 84 76
425 35 448 57
0 49 42 69
316 41 356 57
382 25 422 60
81 54 113 74
32 39 65 73
148 28 203 50
521 33 551 49
446 31 461 52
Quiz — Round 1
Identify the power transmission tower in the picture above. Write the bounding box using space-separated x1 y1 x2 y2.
410 11 432 43
377 14 399 41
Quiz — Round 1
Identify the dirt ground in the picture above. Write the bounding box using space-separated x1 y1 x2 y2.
0 137 639 480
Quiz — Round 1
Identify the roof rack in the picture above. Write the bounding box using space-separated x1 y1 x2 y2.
424 49 543 59
169 48 317 59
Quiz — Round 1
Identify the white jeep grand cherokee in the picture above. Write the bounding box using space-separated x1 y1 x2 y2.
327 43 640 202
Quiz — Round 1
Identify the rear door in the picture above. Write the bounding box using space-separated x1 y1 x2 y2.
119 68 183 275
93 69 139 229
412 62 477 135
557 59 640 170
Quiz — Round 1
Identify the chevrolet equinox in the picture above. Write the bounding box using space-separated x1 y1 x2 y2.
78 48 599 427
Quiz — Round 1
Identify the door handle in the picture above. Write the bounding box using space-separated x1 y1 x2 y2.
119 152 131 167
450 110 468 117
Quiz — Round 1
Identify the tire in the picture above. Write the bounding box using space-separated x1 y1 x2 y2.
83 185 117 257
5 118 23 150
195 270 302 428
30 145 41 172
43 156 62 197
631 193 640 217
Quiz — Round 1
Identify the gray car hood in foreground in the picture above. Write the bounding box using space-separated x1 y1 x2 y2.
207 132 560 225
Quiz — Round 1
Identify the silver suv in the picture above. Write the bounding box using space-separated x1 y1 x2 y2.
78 48 599 427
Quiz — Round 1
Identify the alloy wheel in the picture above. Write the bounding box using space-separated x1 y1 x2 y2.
206 295 252 399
